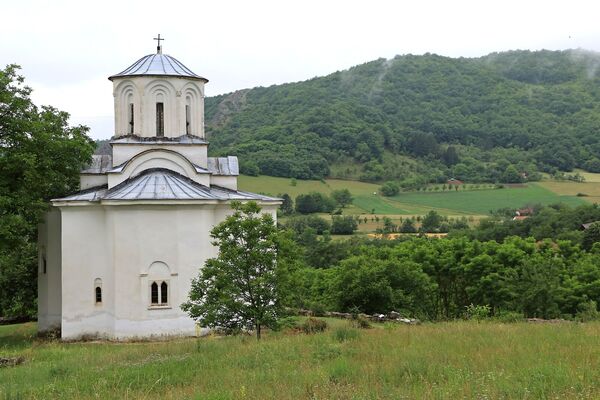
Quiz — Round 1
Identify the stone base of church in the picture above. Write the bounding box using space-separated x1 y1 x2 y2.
61 314 198 341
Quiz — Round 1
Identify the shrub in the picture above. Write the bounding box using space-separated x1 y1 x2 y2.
352 316 372 329
332 326 359 342
284 215 331 235
380 182 400 197
464 304 491 321
310 303 327 317
495 310 524 323
302 317 328 334
295 192 336 214
576 300 600 322
331 216 358 235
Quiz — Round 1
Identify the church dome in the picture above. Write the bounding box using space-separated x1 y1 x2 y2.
109 53 208 82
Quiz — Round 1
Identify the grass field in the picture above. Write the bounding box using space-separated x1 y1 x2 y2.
239 175 589 217
1 321 599 399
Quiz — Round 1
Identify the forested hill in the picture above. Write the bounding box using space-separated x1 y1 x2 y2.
204 49 600 184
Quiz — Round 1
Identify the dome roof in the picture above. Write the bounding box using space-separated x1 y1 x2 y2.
109 53 208 82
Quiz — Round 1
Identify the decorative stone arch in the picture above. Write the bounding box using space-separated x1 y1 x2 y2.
144 79 178 137
182 82 203 136
123 148 198 179
142 261 178 309
114 80 140 136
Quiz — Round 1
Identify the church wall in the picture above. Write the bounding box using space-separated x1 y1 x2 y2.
108 204 222 338
60 206 114 340
37 209 62 333
112 144 208 168
210 176 238 191
80 174 108 190
113 77 205 139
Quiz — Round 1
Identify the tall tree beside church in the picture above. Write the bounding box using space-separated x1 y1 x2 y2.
0 65 94 318
182 201 291 339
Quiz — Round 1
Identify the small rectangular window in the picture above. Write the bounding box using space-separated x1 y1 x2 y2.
156 102 164 137
95 287 102 303
128 103 134 134
185 105 190 135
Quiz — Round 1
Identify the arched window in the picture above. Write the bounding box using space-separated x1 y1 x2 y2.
156 102 164 136
128 103 134 134
95 286 102 303
161 282 168 305
185 105 191 135
151 282 159 305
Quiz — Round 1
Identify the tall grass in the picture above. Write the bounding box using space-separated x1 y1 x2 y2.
1 321 599 399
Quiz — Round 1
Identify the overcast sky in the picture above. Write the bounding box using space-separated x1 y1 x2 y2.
2 0 600 139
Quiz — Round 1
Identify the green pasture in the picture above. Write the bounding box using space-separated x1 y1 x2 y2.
1 321 599 399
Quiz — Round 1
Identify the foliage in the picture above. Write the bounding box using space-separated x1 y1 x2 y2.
278 193 294 215
380 181 400 196
331 189 353 208
0 65 94 318
301 317 328 334
332 326 359 342
182 201 290 339
284 215 331 235
330 216 358 235
583 222 600 251
207 50 600 183
295 192 336 214
464 304 491 321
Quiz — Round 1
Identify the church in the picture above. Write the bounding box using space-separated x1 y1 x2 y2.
37 39 281 340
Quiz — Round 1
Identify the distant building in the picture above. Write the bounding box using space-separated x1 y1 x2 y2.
447 178 463 186
581 221 600 230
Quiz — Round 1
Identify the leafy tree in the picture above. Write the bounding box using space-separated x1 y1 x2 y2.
583 222 600 251
279 193 294 215
0 65 94 318
284 215 331 235
380 181 400 197
295 192 335 214
331 216 358 235
400 218 417 233
421 211 443 233
182 201 289 339
443 146 459 166
502 165 523 183
331 189 353 208
241 160 260 176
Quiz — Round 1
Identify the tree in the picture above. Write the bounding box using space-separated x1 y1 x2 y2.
421 211 443 233
502 165 523 183
331 216 358 235
583 222 600 251
331 189 353 208
182 201 287 339
0 65 94 318
295 192 336 214
380 181 400 197
400 218 417 233
279 193 294 215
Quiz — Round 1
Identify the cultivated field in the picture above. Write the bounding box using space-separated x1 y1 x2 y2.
1 321 599 399
239 175 589 217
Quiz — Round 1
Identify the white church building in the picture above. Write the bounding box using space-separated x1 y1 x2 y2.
37 40 281 340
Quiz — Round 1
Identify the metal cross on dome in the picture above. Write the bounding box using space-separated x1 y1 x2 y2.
154 34 165 54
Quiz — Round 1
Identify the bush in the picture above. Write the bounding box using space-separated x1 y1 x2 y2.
576 300 600 322
464 304 491 321
331 216 358 235
302 317 328 334
352 316 372 329
495 310 524 323
310 303 327 317
380 182 400 197
295 192 336 214
284 215 331 235
241 161 260 176
332 326 359 342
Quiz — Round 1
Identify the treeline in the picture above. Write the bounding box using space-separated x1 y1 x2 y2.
206 49 600 182
280 203 600 320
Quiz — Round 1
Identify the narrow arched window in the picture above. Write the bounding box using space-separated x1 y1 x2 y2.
185 105 191 135
156 102 164 137
151 282 159 305
128 103 134 134
95 286 102 303
160 281 168 305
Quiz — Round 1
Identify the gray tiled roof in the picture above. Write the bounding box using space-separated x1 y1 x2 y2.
54 169 279 203
207 156 239 176
109 54 208 82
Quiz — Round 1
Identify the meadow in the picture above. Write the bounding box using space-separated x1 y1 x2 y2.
239 175 589 217
1 321 599 399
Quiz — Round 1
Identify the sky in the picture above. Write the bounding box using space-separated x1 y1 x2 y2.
2 0 600 139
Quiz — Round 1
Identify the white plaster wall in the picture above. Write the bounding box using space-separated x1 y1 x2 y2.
60 206 113 339
210 176 238 191
107 149 210 188
80 174 108 190
57 201 278 340
112 77 205 138
112 143 208 168
37 209 62 332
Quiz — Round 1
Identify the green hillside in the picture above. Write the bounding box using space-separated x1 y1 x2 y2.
206 49 600 184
